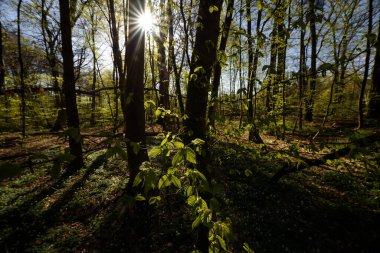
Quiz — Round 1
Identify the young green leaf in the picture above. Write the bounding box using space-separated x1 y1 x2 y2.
171 175 182 188
186 147 197 164
135 194 146 201
149 146 162 157
192 215 202 229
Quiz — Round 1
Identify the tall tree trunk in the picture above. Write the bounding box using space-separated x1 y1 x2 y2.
358 0 372 128
184 0 223 250
155 0 170 126
368 18 380 121
304 0 317 122
168 0 185 115
246 0 263 143
266 19 278 112
185 0 223 142
90 10 97 126
59 0 84 170
238 0 244 129
208 0 235 129
41 0 66 131
298 0 306 130
125 0 149 190
17 0 26 138
108 0 126 120
276 0 287 138
113 65 119 132
0 20 4 93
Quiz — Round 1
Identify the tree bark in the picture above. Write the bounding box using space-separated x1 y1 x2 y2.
298 1 306 130
17 0 26 138
155 0 170 122
59 0 84 170
168 0 185 116
41 0 66 131
208 0 235 129
266 17 278 112
368 17 380 120
125 0 149 190
0 20 5 93
246 0 263 143
358 0 372 128
304 0 317 122
90 10 97 126
108 0 126 119
184 1 223 250
184 0 223 142
276 0 287 138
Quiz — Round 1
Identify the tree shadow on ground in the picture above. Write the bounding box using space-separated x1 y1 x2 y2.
214 141 380 253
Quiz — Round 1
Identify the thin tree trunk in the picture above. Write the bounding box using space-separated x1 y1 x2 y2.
275 0 287 138
267 18 278 112
155 0 170 129
304 0 317 122
281 0 291 138
90 10 97 126
0 20 5 93
208 0 235 129
108 0 126 118
246 0 263 143
238 0 244 129
17 0 26 138
368 17 380 120
298 1 306 130
125 0 149 190
59 0 84 170
358 0 372 128
168 0 185 115
41 0 65 131
113 66 119 132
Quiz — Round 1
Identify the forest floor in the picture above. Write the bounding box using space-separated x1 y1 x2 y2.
0 121 379 252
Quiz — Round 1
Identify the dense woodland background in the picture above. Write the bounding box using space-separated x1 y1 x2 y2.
0 0 380 252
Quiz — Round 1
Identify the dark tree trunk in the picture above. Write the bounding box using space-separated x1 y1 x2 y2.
156 0 170 112
304 0 317 122
184 0 223 142
41 0 65 131
17 0 26 138
246 0 263 143
208 0 235 129
108 0 126 119
0 21 4 93
168 0 185 116
59 0 84 170
184 0 223 250
266 19 278 112
90 10 97 126
154 0 170 130
358 0 372 128
274 0 287 139
298 1 306 130
125 0 149 190
368 17 380 120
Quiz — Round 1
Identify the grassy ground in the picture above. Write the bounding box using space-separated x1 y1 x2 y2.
0 123 379 252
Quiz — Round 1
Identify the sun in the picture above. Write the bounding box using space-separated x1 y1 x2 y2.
138 11 154 31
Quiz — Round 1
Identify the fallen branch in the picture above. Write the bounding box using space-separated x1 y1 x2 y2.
271 133 380 182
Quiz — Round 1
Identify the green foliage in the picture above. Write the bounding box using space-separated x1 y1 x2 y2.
132 134 234 252
208 5 219 13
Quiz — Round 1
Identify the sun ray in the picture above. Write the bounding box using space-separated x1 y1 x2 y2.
138 11 154 31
